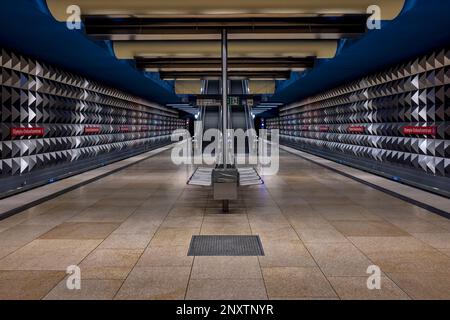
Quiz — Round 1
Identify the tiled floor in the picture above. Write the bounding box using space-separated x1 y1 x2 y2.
0 150 450 300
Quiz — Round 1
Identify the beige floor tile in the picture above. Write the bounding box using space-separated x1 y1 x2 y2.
262 267 337 299
202 213 248 224
69 205 136 223
79 248 142 280
0 214 30 229
161 215 204 228
168 207 205 217
150 227 199 247
385 218 448 233
439 249 450 258
312 204 378 221
191 256 262 280
0 226 9 233
40 222 119 240
19 208 82 226
201 225 252 235
427 218 450 232
297 228 348 244
306 242 374 276
288 216 334 230
410 232 450 249
366 250 450 273
256 227 301 242
0 246 19 259
330 221 408 237
133 205 172 216
388 272 450 300
112 216 161 235
246 206 282 215
1 146 448 300
186 279 267 300
0 239 101 271
44 279 123 300
136 245 193 267
367 205 432 219
247 214 291 228
115 267 191 300
0 224 55 247
99 233 152 249
258 241 316 268
328 276 410 300
280 205 319 217
245 200 277 208
0 270 65 300
348 236 436 254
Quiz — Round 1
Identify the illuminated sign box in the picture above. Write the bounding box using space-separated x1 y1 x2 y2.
403 126 437 136
84 127 101 134
349 126 365 133
11 127 45 137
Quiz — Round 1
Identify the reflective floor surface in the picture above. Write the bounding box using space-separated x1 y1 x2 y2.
0 150 449 300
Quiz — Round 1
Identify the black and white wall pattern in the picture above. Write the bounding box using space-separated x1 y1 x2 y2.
268 47 450 193
0 47 184 195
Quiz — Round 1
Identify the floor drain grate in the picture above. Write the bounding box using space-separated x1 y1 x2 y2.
188 235 264 256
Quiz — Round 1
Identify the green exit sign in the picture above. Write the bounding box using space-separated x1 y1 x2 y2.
227 96 240 106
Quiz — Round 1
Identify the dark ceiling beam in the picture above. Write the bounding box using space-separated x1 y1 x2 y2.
159 70 291 80
83 14 368 40
135 56 316 70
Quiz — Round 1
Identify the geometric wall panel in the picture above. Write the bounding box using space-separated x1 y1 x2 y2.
268 47 450 178
0 47 184 184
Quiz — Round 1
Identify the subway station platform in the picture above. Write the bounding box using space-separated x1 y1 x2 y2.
1 149 449 300
1 0 450 307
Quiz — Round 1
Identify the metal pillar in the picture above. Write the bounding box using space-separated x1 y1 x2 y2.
221 28 228 168
212 29 239 213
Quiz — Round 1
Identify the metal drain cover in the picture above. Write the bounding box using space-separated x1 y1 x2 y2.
188 235 264 256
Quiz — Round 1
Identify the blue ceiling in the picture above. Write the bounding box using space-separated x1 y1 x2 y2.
271 0 450 104
0 0 180 105
1 0 449 108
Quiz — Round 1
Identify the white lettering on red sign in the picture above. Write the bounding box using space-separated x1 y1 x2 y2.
11 127 45 137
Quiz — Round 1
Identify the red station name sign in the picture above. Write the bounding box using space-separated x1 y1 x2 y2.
84 127 101 134
11 127 45 137
403 126 437 136
348 125 365 133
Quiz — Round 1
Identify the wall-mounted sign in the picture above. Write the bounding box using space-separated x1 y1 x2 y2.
84 127 100 134
349 125 365 133
228 96 240 106
319 125 329 132
11 127 45 137
403 126 437 136
120 126 130 132
196 98 218 107
301 125 310 131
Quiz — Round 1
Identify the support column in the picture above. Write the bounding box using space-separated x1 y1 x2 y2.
212 29 238 213
221 28 228 167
